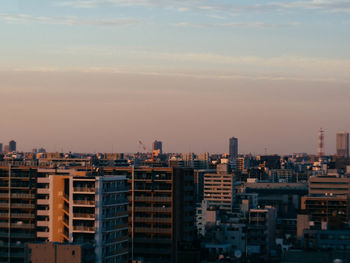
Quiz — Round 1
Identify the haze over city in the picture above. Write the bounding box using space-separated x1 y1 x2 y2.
1 0 350 154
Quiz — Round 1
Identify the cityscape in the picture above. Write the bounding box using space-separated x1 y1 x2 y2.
1 0 350 262
0 131 350 263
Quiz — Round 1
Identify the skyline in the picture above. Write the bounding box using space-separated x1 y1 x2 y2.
1 0 350 154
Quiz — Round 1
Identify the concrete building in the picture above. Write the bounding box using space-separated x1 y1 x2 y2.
300 195 350 230
0 166 38 263
0 166 129 263
229 137 238 159
308 175 350 196
204 164 236 211
9 140 16 152
336 132 349 158
247 207 276 262
123 166 197 263
152 140 163 156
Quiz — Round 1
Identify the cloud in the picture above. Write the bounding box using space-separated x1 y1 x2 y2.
173 21 300 29
0 13 141 26
57 0 350 13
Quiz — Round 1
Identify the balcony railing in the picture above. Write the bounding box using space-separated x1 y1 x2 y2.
73 213 95 219
73 200 95 206
73 225 95 232
0 203 35 209
73 187 95 193
128 196 172 202
0 213 34 219
0 193 35 199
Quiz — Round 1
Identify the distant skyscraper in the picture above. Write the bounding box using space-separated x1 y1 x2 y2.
9 140 16 152
0 143 2 153
229 137 238 158
152 140 163 154
336 132 349 158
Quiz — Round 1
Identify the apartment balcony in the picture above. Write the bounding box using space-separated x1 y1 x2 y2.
128 196 172 202
73 187 95 193
37 177 50 183
134 217 172 223
37 199 49 205
0 193 35 199
37 210 49 216
73 225 95 232
131 207 172 213
133 227 172 234
37 188 49 194
0 222 35 229
0 213 34 219
0 203 35 209
73 213 95 220
37 231 49 238
37 220 49 227
73 200 95 206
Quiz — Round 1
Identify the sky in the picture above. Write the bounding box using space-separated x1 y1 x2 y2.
0 0 350 154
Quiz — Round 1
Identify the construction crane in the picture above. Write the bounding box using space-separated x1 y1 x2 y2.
138 140 150 152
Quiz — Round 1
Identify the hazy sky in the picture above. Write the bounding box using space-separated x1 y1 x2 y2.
1 0 350 154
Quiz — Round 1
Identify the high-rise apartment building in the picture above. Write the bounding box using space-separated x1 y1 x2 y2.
336 132 349 158
0 165 38 263
229 137 238 159
116 166 197 263
152 140 163 155
204 164 236 211
9 140 16 152
0 166 129 263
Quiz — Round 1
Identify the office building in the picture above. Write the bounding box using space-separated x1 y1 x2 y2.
229 137 238 159
336 132 349 158
9 140 16 152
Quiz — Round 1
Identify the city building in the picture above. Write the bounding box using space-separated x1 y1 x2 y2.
124 166 197 263
229 137 238 159
247 207 276 262
336 132 349 158
0 143 2 153
0 166 38 263
152 140 163 156
308 175 350 196
204 164 236 211
300 195 350 230
9 140 16 152
0 166 129 263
